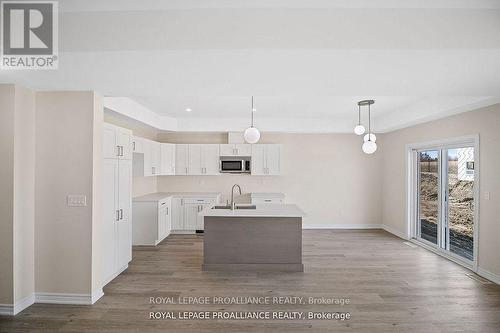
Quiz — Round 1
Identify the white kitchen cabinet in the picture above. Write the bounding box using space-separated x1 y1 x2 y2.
132 136 144 154
150 141 161 176
133 138 152 177
169 194 221 233
183 202 199 231
200 144 220 175
175 144 189 175
220 144 251 156
132 196 171 245
251 144 281 175
160 143 175 175
104 123 132 160
103 124 132 287
188 144 203 175
171 197 184 230
183 197 218 230
177 144 220 175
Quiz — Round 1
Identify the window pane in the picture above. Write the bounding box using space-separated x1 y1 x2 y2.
418 150 439 244
447 148 474 260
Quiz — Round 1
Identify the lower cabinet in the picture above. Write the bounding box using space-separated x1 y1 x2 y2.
132 193 220 242
132 196 171 245
171 195 220 233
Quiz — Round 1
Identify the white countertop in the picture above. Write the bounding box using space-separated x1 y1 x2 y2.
199 204 305 218
133 192 221 202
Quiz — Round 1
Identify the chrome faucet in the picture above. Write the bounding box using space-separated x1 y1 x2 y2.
230 184 242 210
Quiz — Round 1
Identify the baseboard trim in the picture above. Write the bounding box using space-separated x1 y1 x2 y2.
0 294 36 316
303 224 383 229
0 304 14 316
382 225 409 240
102 264 129 287
91 289 104 304
35 292 94 305
14 294 35 315
477 267 500 285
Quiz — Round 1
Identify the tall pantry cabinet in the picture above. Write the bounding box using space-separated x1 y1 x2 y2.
103 123 133 286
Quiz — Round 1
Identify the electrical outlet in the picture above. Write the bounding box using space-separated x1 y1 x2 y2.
67 195 87 207
485 191 491 200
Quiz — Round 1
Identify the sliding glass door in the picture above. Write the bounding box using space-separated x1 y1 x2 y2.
415 146 475 262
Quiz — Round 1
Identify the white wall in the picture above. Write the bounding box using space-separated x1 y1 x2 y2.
381 104 500 278
35 91 102 296
156 132 384 228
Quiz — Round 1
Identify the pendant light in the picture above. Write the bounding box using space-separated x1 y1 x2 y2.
244 96 261 144
360 100 377 154
353 104 366 135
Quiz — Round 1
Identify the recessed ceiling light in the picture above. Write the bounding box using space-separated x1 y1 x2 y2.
185 108 192 112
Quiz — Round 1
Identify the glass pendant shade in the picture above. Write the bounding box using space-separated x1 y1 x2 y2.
362 140 377 154
244 126 260 144
363 133 376 142
354 125 365 135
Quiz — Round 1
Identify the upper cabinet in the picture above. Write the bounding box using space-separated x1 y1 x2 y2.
175 144 189 175
133 137 174 177
160 143 176 175
219 144 251 156
251 144 281 175
104 123 132 160
131 134 281 177
178 144 220 175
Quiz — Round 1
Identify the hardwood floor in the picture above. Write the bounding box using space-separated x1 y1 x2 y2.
1 230 500 332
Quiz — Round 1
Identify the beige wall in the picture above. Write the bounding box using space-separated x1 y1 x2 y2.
0 84 36 308
0 85 15 305
91 94 104 295
381 104 500 277
13 85 36 304
35 91 101 295
156 132 384 227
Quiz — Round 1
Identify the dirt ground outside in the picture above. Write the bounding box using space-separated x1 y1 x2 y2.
418 160 474 259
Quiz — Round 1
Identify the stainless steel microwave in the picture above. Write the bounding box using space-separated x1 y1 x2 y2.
220 156 251 173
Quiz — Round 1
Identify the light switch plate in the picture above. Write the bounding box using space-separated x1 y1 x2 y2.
67 195 87 207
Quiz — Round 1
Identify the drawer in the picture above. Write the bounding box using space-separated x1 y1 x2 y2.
183 198 217 205
252 198 283 204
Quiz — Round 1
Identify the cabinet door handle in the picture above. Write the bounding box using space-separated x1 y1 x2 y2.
185 167 188 174
166 207 168 215
152 167 155 175
116 210 120 221
119 209 123 220
119 146 124 157
116 146 120 157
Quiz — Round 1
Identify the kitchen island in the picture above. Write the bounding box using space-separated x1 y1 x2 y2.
199 204 305 272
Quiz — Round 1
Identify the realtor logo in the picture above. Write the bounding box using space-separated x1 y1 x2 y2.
1 1 58 69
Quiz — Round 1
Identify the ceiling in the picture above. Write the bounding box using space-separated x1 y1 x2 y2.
2 0 500 132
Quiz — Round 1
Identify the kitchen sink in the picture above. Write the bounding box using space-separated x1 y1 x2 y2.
212 205 257 210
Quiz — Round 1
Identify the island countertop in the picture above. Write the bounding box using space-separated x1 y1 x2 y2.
199 203 305 218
